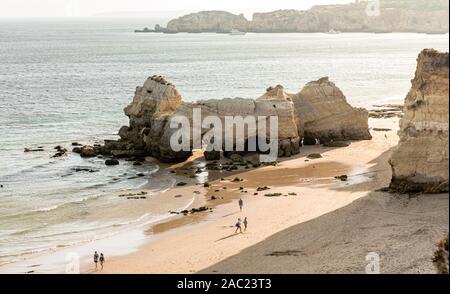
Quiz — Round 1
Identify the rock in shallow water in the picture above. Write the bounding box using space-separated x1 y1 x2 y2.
105 159 119 166
72 147 82 154
52 146 68 158
80 146 97 158
24 147 44 152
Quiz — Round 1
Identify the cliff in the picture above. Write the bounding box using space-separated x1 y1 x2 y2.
162 0 449 34
166 11 248 33
389 49 449 193
250 0 449 33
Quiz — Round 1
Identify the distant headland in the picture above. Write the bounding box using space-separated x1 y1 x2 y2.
135 0 449 34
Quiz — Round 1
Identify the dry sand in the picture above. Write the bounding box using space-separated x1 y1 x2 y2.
201 190 448 274
92 117 448 274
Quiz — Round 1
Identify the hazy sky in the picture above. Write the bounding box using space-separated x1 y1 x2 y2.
0 0 355 18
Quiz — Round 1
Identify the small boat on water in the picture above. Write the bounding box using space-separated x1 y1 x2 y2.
229 29 246 36
134 27 155 33
327 29 341 34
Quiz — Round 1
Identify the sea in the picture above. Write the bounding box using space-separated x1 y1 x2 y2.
0 18 448 271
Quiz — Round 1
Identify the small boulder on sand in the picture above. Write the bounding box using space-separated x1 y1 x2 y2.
323 141 351 148
335 175 348 181
307 153 322 159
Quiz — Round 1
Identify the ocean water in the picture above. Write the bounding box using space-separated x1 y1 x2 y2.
0 18 448 267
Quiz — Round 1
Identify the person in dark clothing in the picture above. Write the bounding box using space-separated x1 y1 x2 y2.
235 218 242 234
99 253 105 270
93 251 99 269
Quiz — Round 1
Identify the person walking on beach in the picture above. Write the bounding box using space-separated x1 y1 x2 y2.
243 217 248 231
235 218 242 234
99 253 105 270
238 198 244 212
93 251 99 269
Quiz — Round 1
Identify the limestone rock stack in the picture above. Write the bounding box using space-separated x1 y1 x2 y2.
255 85 300 157
113 77 302 162
117 75 192 162
99 75 370 163
292 77 372 143
188 85 301 158
389 49 449 193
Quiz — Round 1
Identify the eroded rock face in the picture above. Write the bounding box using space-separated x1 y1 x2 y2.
249 0 449 33
389 49 449 193
167 11 249 33
110 77 302 162
102 75 369 163
162 1 448 34
255 85 301 157
292 77 372 143
118 76 190 162
186 85 301 159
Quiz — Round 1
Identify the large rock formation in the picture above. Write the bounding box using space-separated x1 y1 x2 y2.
389 49 449 193
117 76 192 162
166 11 249 33
292 77 372 143
100 76 369 163
162 1 448 34
112 77 301 162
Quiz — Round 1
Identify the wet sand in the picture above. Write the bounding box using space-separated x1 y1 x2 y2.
97 117 413 274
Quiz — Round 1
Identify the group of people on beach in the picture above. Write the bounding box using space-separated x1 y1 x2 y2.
235 217 248 233
235 198 248 234
93 251 105 270
90 197 246 270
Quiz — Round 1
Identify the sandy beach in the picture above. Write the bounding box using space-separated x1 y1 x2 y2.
0 2 448 282
201 189 449 274
90 116 441 274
